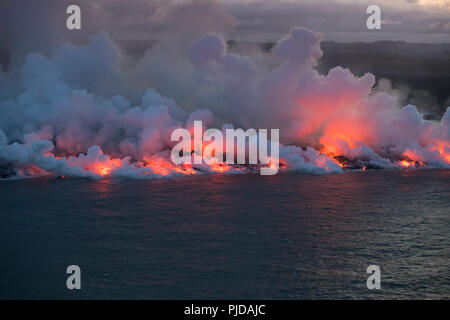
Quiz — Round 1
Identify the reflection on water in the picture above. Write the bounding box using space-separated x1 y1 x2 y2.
0 170 449 299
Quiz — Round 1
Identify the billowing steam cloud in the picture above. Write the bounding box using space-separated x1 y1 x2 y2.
0 0 449 179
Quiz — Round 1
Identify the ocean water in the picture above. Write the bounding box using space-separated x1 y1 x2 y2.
0 169 449 299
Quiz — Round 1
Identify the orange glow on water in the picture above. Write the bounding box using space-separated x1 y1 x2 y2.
10 118 450 179
399 160 414 168
142 156 197 176
209 161 232 173
89 158 123 176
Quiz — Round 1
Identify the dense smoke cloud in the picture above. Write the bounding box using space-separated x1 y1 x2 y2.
0 0 449 179
0 0 236 70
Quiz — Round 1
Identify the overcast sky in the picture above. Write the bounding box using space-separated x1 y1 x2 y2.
221 0 450 42
1 0 449 52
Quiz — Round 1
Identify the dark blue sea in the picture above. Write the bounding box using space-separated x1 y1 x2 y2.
0 169 449 299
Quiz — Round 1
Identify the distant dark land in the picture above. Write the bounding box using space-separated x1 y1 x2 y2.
320 41 449 118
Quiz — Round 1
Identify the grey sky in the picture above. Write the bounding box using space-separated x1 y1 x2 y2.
1 0 449 55
220 0 450 42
